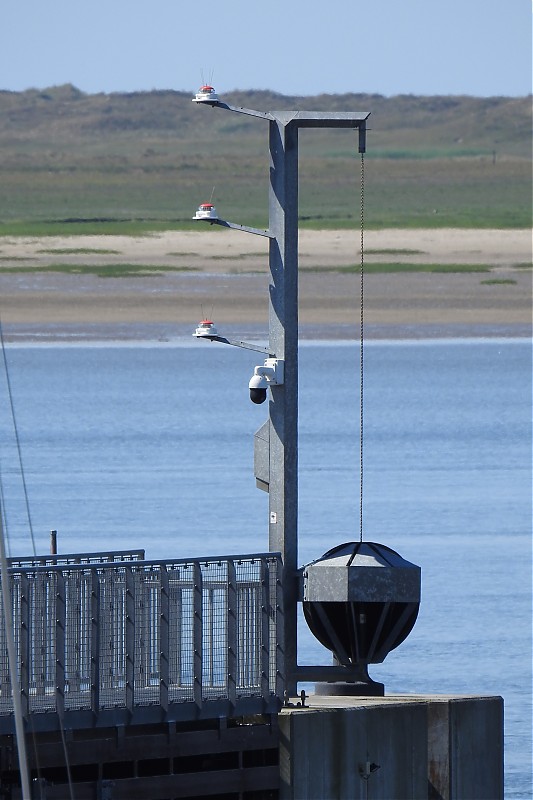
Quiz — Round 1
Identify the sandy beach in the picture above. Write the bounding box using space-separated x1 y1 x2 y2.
0 228 530 341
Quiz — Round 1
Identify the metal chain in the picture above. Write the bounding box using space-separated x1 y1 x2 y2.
359 152 365 542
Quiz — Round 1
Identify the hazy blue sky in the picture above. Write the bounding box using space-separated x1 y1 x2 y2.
2 0 531 97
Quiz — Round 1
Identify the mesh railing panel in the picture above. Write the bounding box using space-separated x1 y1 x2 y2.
0 553 283 725
0 576 21 713
64 570 93 711
134 567 161 705
27 572 57 712
168 566 195 702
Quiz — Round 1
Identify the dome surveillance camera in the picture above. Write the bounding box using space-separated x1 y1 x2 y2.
249 373 268 404
248 358 284 404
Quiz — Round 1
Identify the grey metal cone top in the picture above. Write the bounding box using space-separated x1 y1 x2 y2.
303 541 421 603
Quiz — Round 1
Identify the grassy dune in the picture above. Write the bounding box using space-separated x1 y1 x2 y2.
0 87 530 234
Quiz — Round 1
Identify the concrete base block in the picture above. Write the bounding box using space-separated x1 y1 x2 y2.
279 694 503 800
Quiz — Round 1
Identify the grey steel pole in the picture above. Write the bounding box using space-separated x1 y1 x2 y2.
267 118 299 693
193 95 370 694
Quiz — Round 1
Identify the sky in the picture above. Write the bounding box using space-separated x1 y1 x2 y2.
1 0 531 97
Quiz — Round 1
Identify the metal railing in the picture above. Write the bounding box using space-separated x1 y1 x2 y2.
0 552 283 732
7 549 145 569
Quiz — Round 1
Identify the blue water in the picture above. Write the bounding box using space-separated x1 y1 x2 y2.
0 339 531 797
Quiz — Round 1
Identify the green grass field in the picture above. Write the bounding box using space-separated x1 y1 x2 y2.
1 262 526 278
0 159 528 236
0 263 199 277
0 88 530 235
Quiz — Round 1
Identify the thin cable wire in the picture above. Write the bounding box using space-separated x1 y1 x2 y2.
0 501 32 797
0 479 46 792
0 472 10 560
359 152 365 543
0 313 74 792
0 317 36 555
0 317 50 786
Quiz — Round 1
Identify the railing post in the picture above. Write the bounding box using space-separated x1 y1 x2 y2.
192 562 202 711
261 560 271 702
55 571 66 719
226 560 237 710
275 558 285 701
125 567 135 714
173 570 182 690
19 573 29 720
160 565 169 713
90 568 100 717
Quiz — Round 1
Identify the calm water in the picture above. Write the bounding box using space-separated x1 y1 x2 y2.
0 339 531 797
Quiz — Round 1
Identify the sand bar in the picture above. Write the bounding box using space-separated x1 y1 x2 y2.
0 228 530 341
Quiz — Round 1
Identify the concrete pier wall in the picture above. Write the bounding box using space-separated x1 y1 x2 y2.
428 696 504 800
279 694 503 800
1 694 503 797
